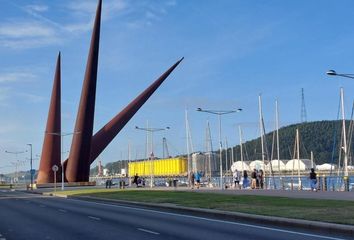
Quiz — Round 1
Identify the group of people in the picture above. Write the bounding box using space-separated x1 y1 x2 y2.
233 169 264 189
188 171 203 189
132 174 145 188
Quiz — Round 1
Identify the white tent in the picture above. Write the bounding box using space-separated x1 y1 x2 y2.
266 160 286 172
249 160 264 170
316 163 336 171
285 159 313 171
231 161 250 172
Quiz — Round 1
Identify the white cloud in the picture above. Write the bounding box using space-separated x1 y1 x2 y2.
0 88 11 104
63 21 92 33
25 4 49 13
67 0 126 16
0 72 36 83
16 92 45 103
0 21 55 38
0 21 61 49
64 0 127 34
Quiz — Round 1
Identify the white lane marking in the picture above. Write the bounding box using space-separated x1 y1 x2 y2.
137 228 160 235
88 216 101 221
0 238 6 240
58 209 67 213
66 198 347 240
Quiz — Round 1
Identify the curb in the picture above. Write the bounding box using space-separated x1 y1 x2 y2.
50 193 354 237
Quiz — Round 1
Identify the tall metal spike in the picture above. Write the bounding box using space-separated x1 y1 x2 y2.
37 52 61 184
66 0 102 182
89 58 184 163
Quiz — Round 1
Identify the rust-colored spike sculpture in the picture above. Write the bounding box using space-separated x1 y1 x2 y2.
61 58 183 178
65 0 102 182
89 58 184 163
37 52 61 184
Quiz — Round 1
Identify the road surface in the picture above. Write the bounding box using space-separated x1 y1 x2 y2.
0 190 350 240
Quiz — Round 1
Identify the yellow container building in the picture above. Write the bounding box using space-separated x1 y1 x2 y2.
128 158 187 177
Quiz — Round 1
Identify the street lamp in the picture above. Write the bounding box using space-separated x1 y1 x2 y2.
46 131 80 190
326 70 354 79
135 125 170 188
197 107 242 189
27 144 33 190
326 69 354 177
5 150 27 186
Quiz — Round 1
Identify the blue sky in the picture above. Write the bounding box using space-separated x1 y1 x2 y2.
1 0 354 173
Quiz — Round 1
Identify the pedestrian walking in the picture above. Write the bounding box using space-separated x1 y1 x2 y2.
258 169 264 189
309 168 317 191
251 169 257 189
233 170 240 189
195 171 202 189
189 171 195 189
133 173 139 188
242 170 249 189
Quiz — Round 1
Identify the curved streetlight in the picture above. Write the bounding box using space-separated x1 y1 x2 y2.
5 150 27 185
326 69 354 178
326 70 354 79
27 144 34 190
196 107 242 189
135 125 170 188
46 131 81 190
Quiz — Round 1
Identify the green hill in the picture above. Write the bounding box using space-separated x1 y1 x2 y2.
232 120 353 165
91 120 353 175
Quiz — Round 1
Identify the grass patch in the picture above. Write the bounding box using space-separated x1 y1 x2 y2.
56 189 354 225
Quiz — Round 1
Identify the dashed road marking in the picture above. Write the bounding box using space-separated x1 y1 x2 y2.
58 209 67 213
137 228 160 235
88 216 101 221
68 198 345 240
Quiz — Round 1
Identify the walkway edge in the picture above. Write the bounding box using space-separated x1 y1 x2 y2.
49 193 354 237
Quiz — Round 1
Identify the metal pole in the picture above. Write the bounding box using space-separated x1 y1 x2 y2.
296 128 301 190
340 87 349 177
27 144 33 190
218 114 223 189
61 135 64 190
150 129 154 188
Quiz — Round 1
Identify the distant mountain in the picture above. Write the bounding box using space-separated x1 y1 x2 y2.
232 120 353 165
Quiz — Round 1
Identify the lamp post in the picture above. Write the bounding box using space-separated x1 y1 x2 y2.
326 69 353 177
27 144 33 190
5 150 27 185
197 108 242 189
135 125 170 188
46 131 80 190
326 70 354 79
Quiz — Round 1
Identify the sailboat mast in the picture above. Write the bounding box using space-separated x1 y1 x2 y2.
128 140 131 186
225 138 229 175
239 125 244 173
296 128 301 190
185 110 191 175
276 99 280 172
258 95 266 175
340 87 349 177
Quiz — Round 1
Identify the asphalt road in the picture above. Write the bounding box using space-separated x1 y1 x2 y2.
0 190 350 240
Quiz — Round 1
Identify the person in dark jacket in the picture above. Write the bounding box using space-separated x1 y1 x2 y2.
309 168 317 191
